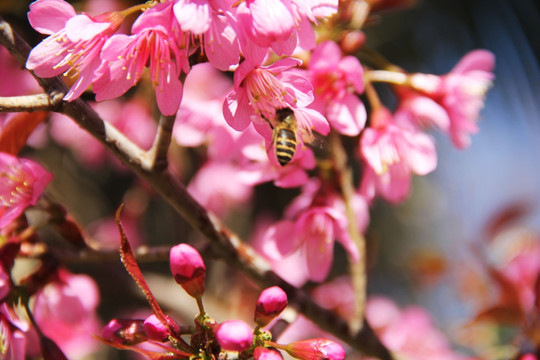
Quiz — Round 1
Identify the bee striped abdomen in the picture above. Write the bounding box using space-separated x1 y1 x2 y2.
275 128 297 166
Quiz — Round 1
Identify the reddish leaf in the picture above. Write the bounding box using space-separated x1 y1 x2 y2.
0 111 48 155
472 304 525 325
115 205 174 336
486 265 523 308
40 335 68 360
534 271 540 313
483 201 532 241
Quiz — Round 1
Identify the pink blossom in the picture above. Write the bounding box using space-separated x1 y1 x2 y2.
263 181 368 282
26 0 123 101
365 296 466 360
93 2 188 115
215 320 253 352
308 41 366 136
33 269 101 359
235 0 338 64
359 107 437 203
285 338 345 360
0 47 39 98
254 286 288 327
173 0 239 70
0 153 52 228
0 268 9 302
223 58 329 137
188 162 254 217
169 243 206 298
408 49 495 149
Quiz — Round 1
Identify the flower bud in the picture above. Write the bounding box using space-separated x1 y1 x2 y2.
143 314 179 342
215 320 253 352
169 243 206 298
254 286 288 327
102 319 146 345
285 339 345 360
254 347 284 360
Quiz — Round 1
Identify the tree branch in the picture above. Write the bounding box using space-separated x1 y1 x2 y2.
0 93 64 112
143 114 175 171
0 16 394 360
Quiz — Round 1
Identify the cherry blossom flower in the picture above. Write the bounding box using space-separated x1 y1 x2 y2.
33 269 101 359
254 347 284 360
223 58 329 146
173 0 239 70
408 49 495 149
359 107 437 203
308 41 366 136
0 153 52 229
93 2 188 115
215 320 253 352
26 0 124 101
262 181 368 282
235 0 338 64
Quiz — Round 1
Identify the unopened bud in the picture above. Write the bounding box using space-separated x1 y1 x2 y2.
169 244 206 298
102 319 146 345
254 286 288 327
215 320 253 352
254 347 284 360
285 339 345 360
143 314 179 342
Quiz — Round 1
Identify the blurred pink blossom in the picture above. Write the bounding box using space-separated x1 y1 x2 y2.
359 107 437 203
0 153 52 228
365 296 467 360
33 269 101 359
407 49 495 149
263 181 368 282
308 41 366 136
188 162 254 217
50 98 156 169
26 0 123 101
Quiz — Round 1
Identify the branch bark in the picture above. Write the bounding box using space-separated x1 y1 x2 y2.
0 93 64 112
0 16 394 360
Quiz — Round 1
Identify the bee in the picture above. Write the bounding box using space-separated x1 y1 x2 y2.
271 108 314 166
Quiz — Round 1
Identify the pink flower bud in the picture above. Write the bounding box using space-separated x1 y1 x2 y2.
102 319 147 345
254 286 288 327
143 314 179 342
285 339 346 360
254 347 284 360
215 320 253 352
169 243 206 298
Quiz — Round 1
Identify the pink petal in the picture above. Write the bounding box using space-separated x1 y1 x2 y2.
305 232 333 282
63 49 102 101
327 94 366 136
204 14 240 71
173 0 211 34
310 41 341 71
28 0 76 35
155 67 183 116
399 96 450 132
26 38 71 77
404 132 437 175
451 49 495 74
262 221 298 259
65 15 111 42
249 0 295 44
340 56 364 94
223 88 253 131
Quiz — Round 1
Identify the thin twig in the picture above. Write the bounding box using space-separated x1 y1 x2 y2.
330 131 367 335
0 92 64 112
143 114 176 171
0 16 393 360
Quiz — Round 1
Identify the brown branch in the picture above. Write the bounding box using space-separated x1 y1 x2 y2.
0 16 394 360
143 114 176 171
0 93 64 112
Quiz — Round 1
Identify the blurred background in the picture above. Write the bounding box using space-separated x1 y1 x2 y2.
2 0 540 358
